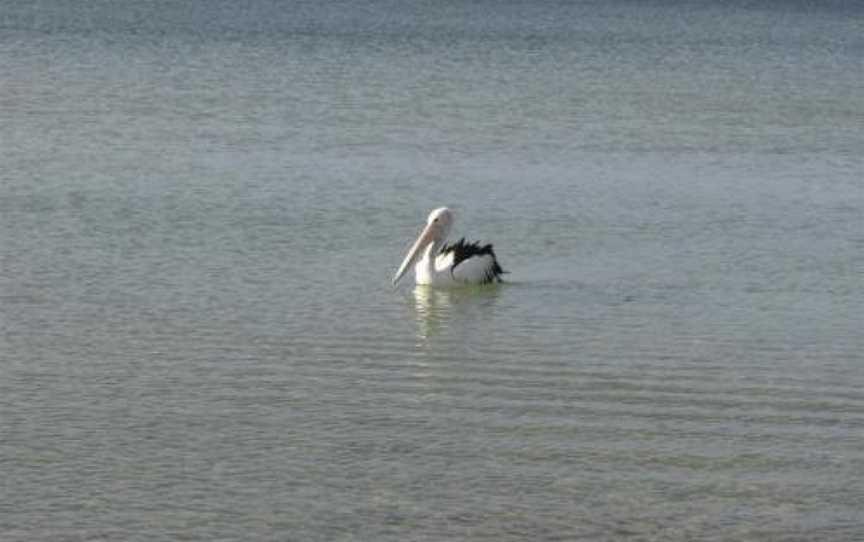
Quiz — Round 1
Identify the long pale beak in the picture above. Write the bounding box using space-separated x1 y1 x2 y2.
392 222 437 285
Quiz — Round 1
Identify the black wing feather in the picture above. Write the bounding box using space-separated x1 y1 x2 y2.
439 237 506 283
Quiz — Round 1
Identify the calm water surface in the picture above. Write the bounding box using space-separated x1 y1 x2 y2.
2 1 863 540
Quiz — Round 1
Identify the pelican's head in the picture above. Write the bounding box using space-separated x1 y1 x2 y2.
425 207 454 233
392 207 454 285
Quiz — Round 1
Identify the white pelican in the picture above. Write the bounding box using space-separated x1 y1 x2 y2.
392 207 505 287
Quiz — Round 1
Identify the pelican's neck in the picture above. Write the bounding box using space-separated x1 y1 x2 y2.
419 236 445 274
426 235 445 258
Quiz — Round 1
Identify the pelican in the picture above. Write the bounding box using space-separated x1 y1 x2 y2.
392 207 505 287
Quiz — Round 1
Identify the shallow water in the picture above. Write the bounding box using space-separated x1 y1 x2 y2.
2 1 863 540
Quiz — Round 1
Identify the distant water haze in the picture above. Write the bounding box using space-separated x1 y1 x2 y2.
2 1 863 540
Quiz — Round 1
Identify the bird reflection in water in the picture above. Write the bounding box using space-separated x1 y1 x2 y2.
410 284 502 346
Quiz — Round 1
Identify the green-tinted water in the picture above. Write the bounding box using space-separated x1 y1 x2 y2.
2 1 863 539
